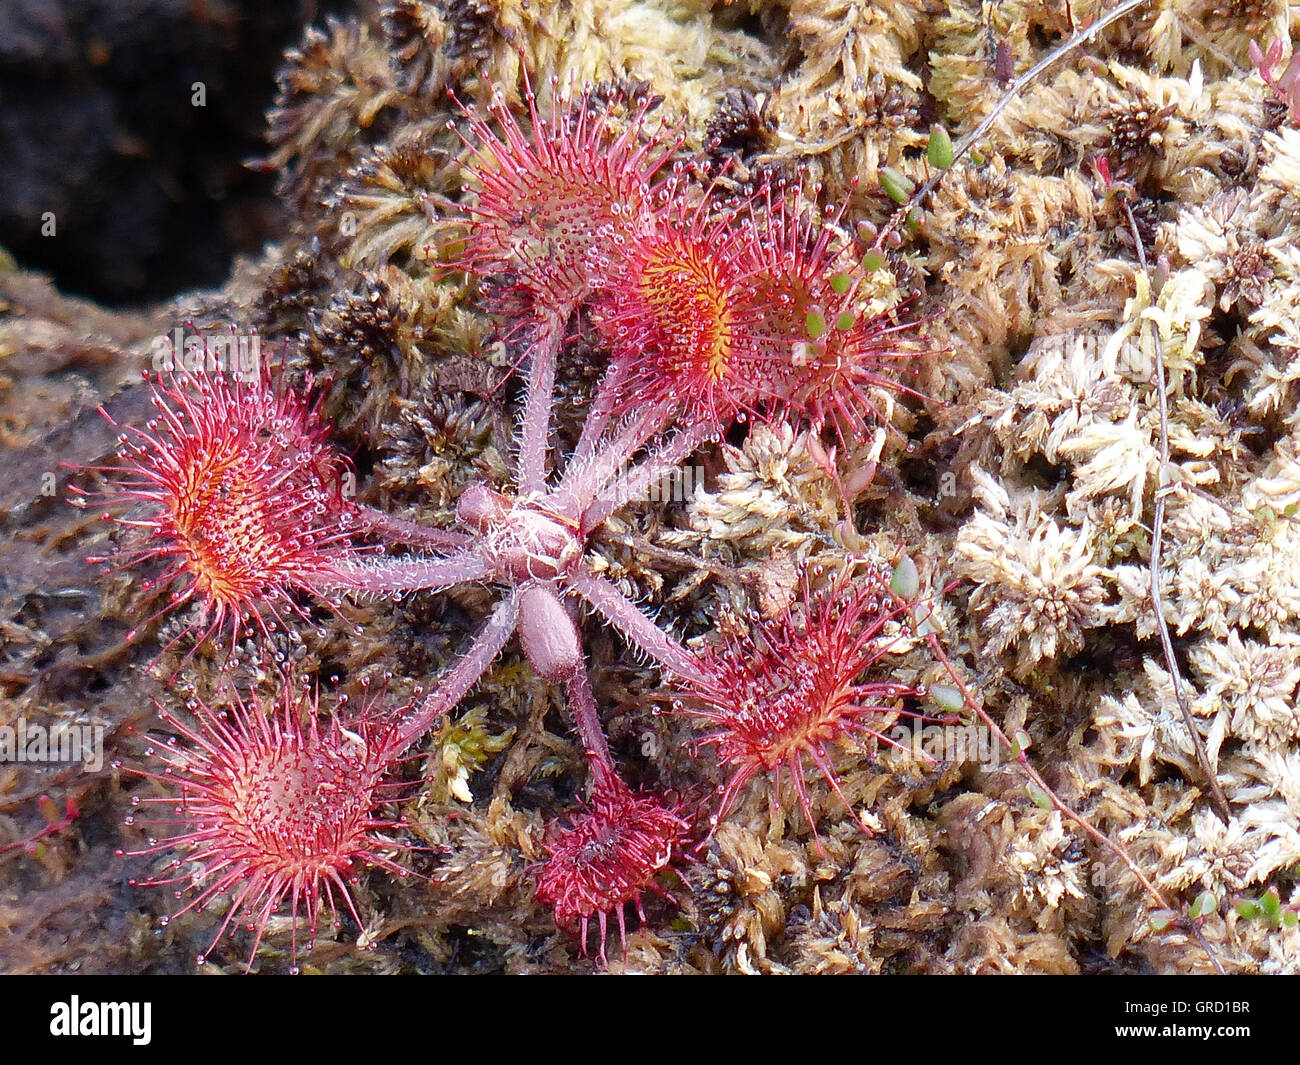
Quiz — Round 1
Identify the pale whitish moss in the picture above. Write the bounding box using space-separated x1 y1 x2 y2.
955 468 1109 675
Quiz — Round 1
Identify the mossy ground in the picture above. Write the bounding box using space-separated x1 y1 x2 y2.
2 0 1298 973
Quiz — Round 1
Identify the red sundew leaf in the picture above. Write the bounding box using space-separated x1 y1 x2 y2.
534 776 694 966
119 682 414 973
76 358 362 656
674 564 923 849
591 200 782 428
447 77 679 315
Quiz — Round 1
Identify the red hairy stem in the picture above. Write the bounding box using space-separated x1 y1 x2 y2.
564 669 620 790
0 796 80 859
551 397 675 520
395 592 521 750
582 416 719 532
566 565 706 685
571 355 632 465
516 307 568 494
322 550 492 596
352 504 472 552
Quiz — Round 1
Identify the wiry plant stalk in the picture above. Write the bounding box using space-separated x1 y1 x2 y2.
903 586 1225 973
877 0 1152 247
1116 200 1233 826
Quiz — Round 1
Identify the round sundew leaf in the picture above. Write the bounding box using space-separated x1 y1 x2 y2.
120 683 411 972
670 568 919 849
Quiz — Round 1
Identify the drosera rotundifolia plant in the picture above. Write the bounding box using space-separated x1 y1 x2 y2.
81 62 939 969
14 0 1300 974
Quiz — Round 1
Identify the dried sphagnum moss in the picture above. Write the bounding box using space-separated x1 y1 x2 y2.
14 0 1300 975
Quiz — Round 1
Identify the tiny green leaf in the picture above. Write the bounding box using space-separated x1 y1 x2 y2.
890 556 919 599
1260 888 1281 917
927 123 954 168
861 250 885 272
930 684 964 713
805 311 827 340
829 273 852 295
835 311 856 331
1025 782 1052 809
1235 899 1262 919
879 167 914 204
1189 891 1216 920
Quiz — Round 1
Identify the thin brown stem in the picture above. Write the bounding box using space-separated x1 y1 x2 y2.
592 532 741 580
1118 200 1232 825
876 0 1151 248
906 591 1223 972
